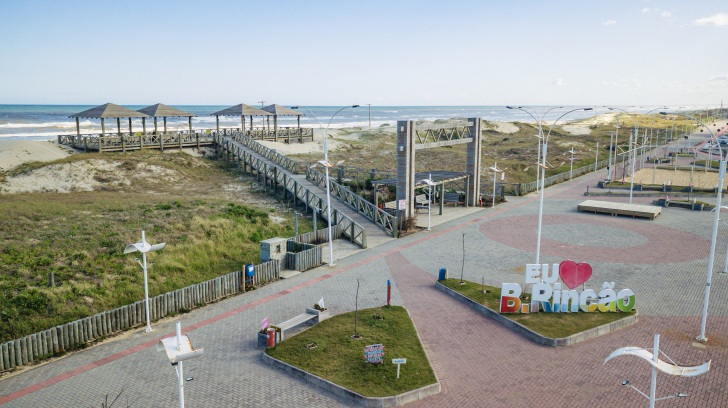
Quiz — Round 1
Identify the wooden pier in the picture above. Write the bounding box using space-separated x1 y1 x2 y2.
577 200 662 220
58 127 313 153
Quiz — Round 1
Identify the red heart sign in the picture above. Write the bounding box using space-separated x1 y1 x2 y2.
559 260 592 289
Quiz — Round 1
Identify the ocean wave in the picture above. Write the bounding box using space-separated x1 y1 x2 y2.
0 120 96 129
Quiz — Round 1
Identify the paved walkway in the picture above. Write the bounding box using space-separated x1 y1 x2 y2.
2 156 727 406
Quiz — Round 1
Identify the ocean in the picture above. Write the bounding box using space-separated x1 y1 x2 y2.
0 105 679 140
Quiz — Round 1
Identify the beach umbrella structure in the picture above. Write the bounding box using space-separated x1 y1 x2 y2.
210 104 272 134
137 104 196 134
69 103 150 137
262 104 305 141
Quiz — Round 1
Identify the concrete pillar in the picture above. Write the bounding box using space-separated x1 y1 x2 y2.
189 116 193 132
396 120 416 220
154 117 158 134
142 117 146 135
164 117 167 133
466 118 483 206
75 117 80 136
101 118 105 137
116 118 121 136
216 115 219 133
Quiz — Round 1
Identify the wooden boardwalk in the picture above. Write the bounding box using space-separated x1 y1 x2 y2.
577 200 661 220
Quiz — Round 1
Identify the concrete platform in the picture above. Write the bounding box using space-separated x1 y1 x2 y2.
577 199 661 220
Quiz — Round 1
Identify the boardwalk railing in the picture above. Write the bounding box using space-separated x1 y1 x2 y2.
216 134 368 248
307 166 396 236
517 159 610 195
58 127 314 153
0 260 278 373
229 132 308 174
286 241 323 271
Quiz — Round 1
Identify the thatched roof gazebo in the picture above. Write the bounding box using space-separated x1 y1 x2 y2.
69 103 150 136
262 104 304 137
210 104 272 133
137 104 196 134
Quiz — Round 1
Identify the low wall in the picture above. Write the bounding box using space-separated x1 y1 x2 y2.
0 260 279 373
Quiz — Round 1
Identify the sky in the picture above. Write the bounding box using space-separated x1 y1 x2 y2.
0 0 726 107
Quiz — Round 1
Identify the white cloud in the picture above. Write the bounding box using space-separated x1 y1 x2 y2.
602 19 616 26
661 11 672 18
552 79 565 86
642 8 650 13
694 13 728 26
709 73 728 81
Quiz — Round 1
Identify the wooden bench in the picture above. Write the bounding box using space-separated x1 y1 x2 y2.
414 194 430 213
443 192 461 207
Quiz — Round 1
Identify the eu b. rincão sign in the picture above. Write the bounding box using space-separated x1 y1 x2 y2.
500 260 636 314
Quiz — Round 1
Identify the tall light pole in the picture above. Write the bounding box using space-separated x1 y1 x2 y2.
506 106 563 194
567 147 579 180
124 230 165 333
606 107 668 203
662 111 724 342
418 175 435 230
608 131 615 179
530 107 593 264
292 105 359 266
486 163 507 208
157 321 204 408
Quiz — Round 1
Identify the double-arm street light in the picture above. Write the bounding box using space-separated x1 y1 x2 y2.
291 105 359 266
510 107 592 264
661 111 725 342
506 106 564 193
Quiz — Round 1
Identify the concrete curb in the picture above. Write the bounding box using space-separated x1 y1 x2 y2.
435 281 639 347
262 353 440 407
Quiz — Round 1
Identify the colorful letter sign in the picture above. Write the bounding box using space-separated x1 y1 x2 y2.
500 260 635 314
364 343 384 364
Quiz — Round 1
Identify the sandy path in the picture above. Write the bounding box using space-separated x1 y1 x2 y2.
628 167 720 188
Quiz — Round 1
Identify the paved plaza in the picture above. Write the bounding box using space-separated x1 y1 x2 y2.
2 156 728 406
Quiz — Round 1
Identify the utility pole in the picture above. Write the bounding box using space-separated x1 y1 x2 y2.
258 101 266 108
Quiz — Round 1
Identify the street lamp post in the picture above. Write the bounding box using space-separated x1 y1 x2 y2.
124 230 165 333
486 163 507 208
606 107 668 203
417 175 436 230
506 106 563 194
662 111 725 342
607 131 616 180
292 105 359 266
520 107 593 264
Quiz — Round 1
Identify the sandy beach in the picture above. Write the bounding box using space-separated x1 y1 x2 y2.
0 140 73 171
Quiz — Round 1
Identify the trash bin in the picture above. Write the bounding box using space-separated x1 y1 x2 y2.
266 328 276 348
245 264 255 286
438 268 448 281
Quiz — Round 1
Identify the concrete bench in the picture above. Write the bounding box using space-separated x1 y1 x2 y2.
259 308 330 346
444 192 461 206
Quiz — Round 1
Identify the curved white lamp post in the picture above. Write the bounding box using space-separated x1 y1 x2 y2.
124 230 165 333
710 206 728 274
604 333 710 407
157 321 204 408
662 111 724 342
292 105 359 266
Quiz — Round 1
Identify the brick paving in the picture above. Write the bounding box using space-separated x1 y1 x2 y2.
2 155 728 406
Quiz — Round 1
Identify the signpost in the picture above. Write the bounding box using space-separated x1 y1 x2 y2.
398 200 406 210
392 358 407 378
364 343 384 364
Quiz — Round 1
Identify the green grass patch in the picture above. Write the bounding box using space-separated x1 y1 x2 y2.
266 306 437 397
0 150 324 342
439 279 636 339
